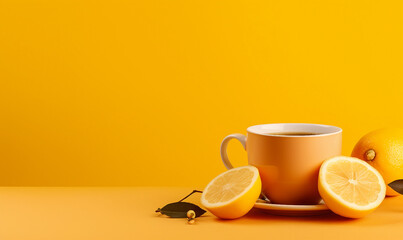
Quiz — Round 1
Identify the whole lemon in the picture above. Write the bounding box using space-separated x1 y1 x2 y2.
351 128 403 196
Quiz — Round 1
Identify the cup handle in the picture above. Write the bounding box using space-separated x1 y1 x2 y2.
220 134 247 170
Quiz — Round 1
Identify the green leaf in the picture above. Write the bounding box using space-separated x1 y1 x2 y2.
158 202 206 218
388 179 403 194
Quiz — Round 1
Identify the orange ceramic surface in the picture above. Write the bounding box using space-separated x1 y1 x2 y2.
0 187 402 240
222 124 342 205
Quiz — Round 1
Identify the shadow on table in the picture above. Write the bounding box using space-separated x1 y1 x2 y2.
213 206 403 226
211 208 362 226
208 197 403 226
226 208 351 224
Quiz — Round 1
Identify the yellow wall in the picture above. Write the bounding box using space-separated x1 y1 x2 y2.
0 0 403 186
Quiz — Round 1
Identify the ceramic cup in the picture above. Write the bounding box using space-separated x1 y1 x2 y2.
220 123 342 205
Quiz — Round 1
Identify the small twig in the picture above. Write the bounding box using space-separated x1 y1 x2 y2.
178 190 203 202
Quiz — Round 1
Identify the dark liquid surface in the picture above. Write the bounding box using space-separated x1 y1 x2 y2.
265 132 318 136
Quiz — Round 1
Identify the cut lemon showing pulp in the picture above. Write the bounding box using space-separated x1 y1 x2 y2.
201 166 261 219
318 156 386 218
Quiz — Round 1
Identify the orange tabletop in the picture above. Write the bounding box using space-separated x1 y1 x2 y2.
0 187 402 240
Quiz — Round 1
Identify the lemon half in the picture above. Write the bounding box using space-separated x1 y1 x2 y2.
201 166 261 219
318 156 386 218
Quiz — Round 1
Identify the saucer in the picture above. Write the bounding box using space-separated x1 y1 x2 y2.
254 198 330 216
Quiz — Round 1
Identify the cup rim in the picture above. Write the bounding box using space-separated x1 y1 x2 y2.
247 123 342 138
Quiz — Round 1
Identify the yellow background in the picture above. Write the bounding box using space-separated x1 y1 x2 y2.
0 0 402 186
